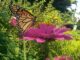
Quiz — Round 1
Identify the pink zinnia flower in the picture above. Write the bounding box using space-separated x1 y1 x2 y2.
45 55 73 60
21 23 72 43
54 55 73 60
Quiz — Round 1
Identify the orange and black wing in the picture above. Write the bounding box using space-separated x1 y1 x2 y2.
9 3 36 32
17 9 35 32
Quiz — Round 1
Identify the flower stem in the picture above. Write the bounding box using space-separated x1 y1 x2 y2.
23 40 26 60
39 42 49 60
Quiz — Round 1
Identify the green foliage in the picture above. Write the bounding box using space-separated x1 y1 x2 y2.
49 40 80 60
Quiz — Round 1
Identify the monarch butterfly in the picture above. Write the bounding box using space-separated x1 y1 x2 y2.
9 1 36 33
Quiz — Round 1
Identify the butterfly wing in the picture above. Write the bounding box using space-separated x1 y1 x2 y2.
9 4 35 33
17 10 35 32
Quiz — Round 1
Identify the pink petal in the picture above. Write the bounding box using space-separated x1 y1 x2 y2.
22 37 35 40
56 38 65 40
39 23 48 29
54 57 60 60
45 58 50 60
54 56 73 60
36 38 46 43
54 33 72 40
54 27 69 34
63 35 72 40
58 27 69 33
